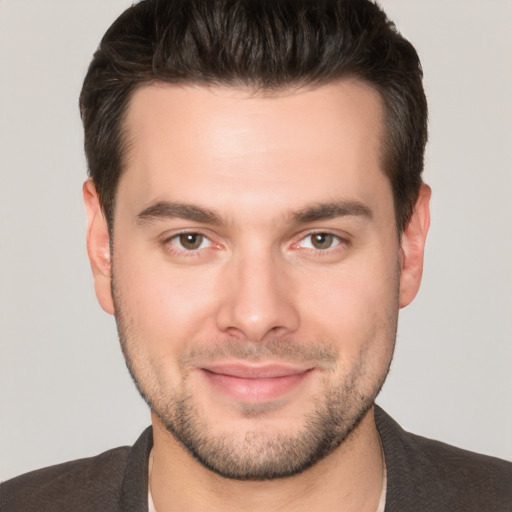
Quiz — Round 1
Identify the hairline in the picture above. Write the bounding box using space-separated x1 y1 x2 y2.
106 75 410 235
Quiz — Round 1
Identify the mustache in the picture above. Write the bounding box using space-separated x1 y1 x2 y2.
178 337 338 370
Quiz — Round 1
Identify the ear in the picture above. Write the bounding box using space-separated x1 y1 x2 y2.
83 180 115 315
399 184 431 308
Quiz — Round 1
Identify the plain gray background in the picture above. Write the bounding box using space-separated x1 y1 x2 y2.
1 0 511 482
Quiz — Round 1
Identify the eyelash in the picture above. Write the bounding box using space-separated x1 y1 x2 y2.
163 231 216 256
162 230 349 257
293 232 346 252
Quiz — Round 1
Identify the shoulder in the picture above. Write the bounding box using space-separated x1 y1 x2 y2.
0 446 131 512
375 406 512 511
404 428 512 504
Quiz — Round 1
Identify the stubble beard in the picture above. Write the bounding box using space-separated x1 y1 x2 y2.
149 369 388 480
112 284 398 481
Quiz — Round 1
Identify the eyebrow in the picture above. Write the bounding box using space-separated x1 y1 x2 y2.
137 201 222 225
136 199 372 226
292 200 373 223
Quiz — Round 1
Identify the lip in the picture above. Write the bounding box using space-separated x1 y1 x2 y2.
199 362 314 402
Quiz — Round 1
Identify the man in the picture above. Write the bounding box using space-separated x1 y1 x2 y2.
1 0 511 510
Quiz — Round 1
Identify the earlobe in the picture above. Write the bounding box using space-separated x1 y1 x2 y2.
83 180 115 315
399 184 431 308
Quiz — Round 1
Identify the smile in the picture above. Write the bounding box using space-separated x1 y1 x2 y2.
199 363 314 402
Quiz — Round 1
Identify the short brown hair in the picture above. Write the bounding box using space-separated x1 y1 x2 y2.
80 0 427 232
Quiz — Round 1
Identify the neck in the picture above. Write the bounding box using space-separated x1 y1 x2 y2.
149 406 384 512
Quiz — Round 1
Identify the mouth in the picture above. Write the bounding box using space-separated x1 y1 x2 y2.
199 362 315 403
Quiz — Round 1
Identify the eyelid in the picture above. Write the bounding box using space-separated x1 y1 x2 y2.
161 228 211 242
291 230 351 251
158 228 351 256
161 229 220 254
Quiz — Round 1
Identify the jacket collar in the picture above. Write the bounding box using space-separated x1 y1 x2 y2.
119 406 420 511
119 426 153 511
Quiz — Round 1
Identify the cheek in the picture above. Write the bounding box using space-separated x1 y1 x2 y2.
298 260 399 329
295 256 399 377
112 246 221 350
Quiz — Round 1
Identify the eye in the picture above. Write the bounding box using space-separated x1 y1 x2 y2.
171 233 211 251
297 232 341 250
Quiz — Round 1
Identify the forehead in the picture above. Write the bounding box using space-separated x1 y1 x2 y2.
123 80 384 161
118 80 390 221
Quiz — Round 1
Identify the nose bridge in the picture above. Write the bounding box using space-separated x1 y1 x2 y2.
216 241 299 341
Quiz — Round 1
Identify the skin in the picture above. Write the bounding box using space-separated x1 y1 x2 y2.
84 80 430 511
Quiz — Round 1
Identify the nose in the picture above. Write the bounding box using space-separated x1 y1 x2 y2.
215 251 300 342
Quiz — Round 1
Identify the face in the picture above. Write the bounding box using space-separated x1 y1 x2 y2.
85 80 429 480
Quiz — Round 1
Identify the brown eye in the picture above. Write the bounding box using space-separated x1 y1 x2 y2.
310 233 335 250
178 233 204 250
